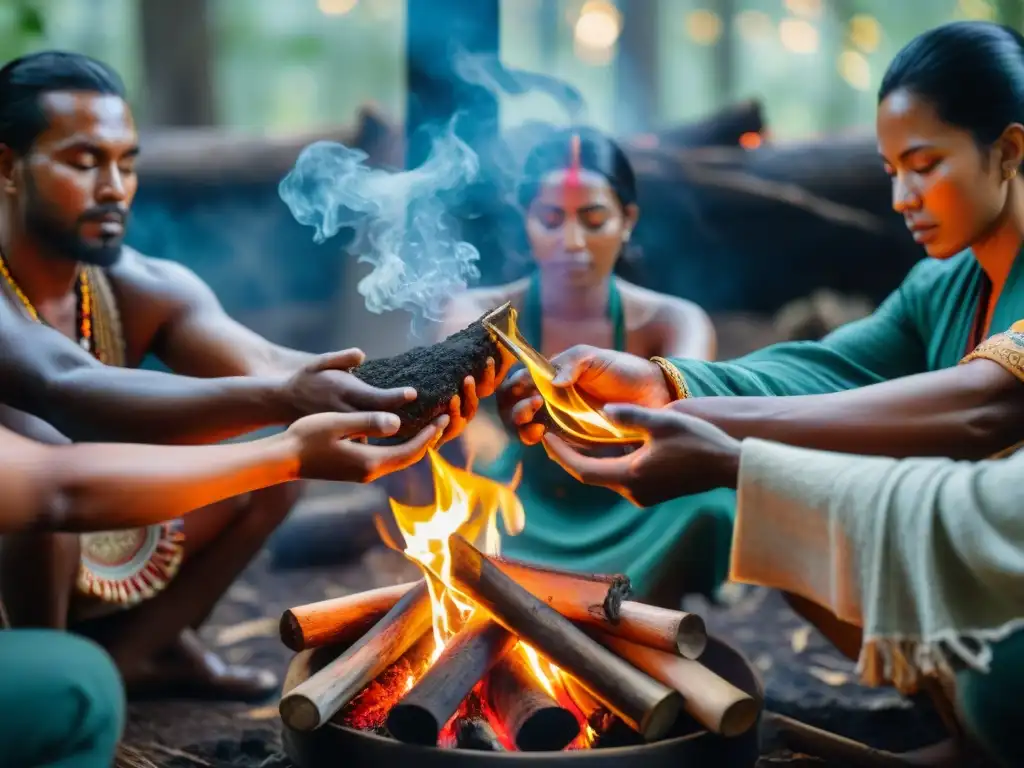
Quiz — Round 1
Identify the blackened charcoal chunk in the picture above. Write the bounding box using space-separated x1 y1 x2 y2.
351 307 507 440
454 717 505 751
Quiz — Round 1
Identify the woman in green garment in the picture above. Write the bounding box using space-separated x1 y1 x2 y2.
501 22 1024 766
440 127 733 604
501 20 1024 470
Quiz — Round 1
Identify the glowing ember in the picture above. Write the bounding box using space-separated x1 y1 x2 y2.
341 651 428 732
484 306 645 444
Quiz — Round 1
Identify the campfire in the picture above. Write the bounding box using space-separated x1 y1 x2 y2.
277 306 760 758
277 452 760 754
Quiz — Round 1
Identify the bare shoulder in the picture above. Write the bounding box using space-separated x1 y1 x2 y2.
618 279 715 358
102 248 223 357
107 246 211 299
617 279 709 327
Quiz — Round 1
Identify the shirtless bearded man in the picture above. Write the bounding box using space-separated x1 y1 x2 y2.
0 51 494 700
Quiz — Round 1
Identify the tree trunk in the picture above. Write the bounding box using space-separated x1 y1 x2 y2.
138 0 216 127
615 0 660 134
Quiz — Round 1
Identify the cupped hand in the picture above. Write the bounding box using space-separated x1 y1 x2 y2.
539 403 741 506
287 411 448 482
284 349 418 417
436 352 518 445
496 345 676 446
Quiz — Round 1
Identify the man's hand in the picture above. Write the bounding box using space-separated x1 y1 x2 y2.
539 404 741 506
438 353 516 445
286 412 448 483
282 349 417 417
497 346 674 445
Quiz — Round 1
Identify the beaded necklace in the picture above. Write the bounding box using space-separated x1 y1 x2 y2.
0 249 95 357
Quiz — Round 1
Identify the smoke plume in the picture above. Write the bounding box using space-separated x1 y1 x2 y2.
279 119 481 324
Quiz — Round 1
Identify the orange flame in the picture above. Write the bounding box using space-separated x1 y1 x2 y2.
388 449 592 746
390 449 524 661
484 305 645 444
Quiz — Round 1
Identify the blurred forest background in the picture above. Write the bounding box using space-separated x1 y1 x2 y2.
3 0 1020 136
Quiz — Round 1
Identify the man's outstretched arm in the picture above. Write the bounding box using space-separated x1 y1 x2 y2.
0 411 443 534
0 423 296 532
0 300 298 443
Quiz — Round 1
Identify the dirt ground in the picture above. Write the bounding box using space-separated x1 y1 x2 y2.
123 534 961 768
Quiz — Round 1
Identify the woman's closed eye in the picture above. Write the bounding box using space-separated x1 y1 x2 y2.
580 209 611 230
908 158 941 175
535 208 565 230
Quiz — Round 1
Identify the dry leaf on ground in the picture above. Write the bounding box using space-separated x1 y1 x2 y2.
807 666 850 687
214 617 278 646
790 625 811 654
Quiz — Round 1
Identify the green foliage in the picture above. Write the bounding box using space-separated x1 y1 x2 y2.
16 1 45 37
0 0 45 63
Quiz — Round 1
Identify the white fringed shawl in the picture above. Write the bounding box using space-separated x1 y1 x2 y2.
731 439 1024 693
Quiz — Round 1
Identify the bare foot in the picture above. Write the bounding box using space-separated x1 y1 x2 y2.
123 628 278 703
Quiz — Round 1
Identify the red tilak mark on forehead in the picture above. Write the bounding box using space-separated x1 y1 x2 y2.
563 133 582 194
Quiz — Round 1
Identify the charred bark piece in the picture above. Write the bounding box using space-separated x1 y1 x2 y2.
351 304 510 439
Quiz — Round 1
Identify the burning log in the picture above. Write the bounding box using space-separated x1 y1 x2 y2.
449 534 682 741
351 303 511 439
596 635 760 737
490 556 707 658
280 581 419 652
485 650 580 751
338 633 436 734
279 582 432 731
387 612 517 746
489 556 632 619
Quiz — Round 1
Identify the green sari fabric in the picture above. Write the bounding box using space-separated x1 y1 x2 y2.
668 250 1024 396
486 250 1024 599
483 275 735 598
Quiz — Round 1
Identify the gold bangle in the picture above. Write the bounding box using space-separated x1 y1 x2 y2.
650 356 691 401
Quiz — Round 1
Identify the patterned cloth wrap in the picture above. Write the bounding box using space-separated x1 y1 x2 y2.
0 264 187 607
960 319 1024 385
74 267 186 606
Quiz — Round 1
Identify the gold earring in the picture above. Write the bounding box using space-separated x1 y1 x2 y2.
1006 167 1018 180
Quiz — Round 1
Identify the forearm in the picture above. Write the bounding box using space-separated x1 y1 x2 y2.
36 367 294 445
675 361 1024 460
234 343 318 378
11 433 300 534
0 315 297 444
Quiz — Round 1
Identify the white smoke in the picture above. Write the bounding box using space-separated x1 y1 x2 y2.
278 119 481 323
